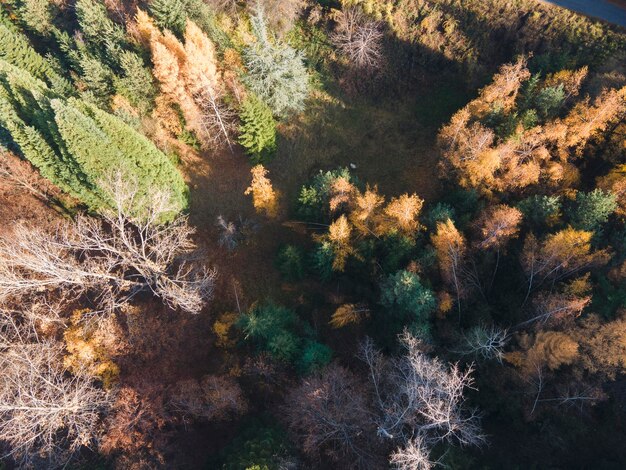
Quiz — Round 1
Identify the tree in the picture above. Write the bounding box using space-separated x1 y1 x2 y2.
243 5 309 117
149 0 188 36
0 175 215 315
431 219 466 315
115 51 157 112
521 228 609 299
297 167 353 222
533 84 565 119
75 0 128 65
238 94 277 162
568 189 617 231
330 303 370 328
245 164 279 218
298 341 333 375
459 324 509 363
55 98 188 216
254 0 305 35
0 22 72 95
361 333 484 464
276 244 305 281
389 436 434 470
517 195 561 228
331 7 384 71
220 421 295 470
0 62 187 217
238 302 298 349
575 311 626 380
78 54 114 108
528 290 591 328
0 314 110 468
380 270 436 321
350 185 385 235
599 165 626 217
557 86 626 156
474 204 522 250
383 193 424 235
283 363 378 467
324 214 355 272
183 19 234 148
17 0 54 36
170 375 248 422
144 15 234 147
241 305 302 362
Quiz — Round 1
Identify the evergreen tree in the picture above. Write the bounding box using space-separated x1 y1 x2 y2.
312 242 335 282
78 55 114 109
380 270 436 320
238 94 277 162
0 22 71 94
185 0 232 50
18 0 54 36
0 59 187 218
569 189 617 232
64 98 188 215
75 0 127 66
243 6 309 117
149 0 188 36
276 244 305 281
518 194 561 229
298 341 333 375
296 168 353 222
114 51 157 112
534 84 565 119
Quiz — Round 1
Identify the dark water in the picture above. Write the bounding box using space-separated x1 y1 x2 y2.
542 0 626 27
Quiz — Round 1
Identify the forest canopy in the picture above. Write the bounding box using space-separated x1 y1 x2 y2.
0 0 625 469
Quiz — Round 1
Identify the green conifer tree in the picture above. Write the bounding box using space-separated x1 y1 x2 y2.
238 94 277 162
75 0 127 66
78 55 114 109
114 51 157 112
149 0 188 36
0 22 70 94
0 58 187 218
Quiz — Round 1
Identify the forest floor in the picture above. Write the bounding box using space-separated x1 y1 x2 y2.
182 77 471 313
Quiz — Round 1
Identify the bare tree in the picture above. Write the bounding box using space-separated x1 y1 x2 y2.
283 363 380 468
0 174 215 315
195 87 238 151
332 8 384 71
389 436 435 470
361 333 485 465
169 375 248 423
458 324 509 363
0 314 110 468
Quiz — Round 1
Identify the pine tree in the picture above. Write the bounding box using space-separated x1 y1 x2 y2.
78 55 114 109
114 51 157 112
0 22 69 94
18 0 54 36
568 189 617 232
149 0 188 36
0 58 187 217
380 270 436 320
74 99 188 213
243 6 309 117
238 94 277 162
75 0 127 66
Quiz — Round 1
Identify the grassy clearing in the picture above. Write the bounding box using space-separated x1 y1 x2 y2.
271 82 471 209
